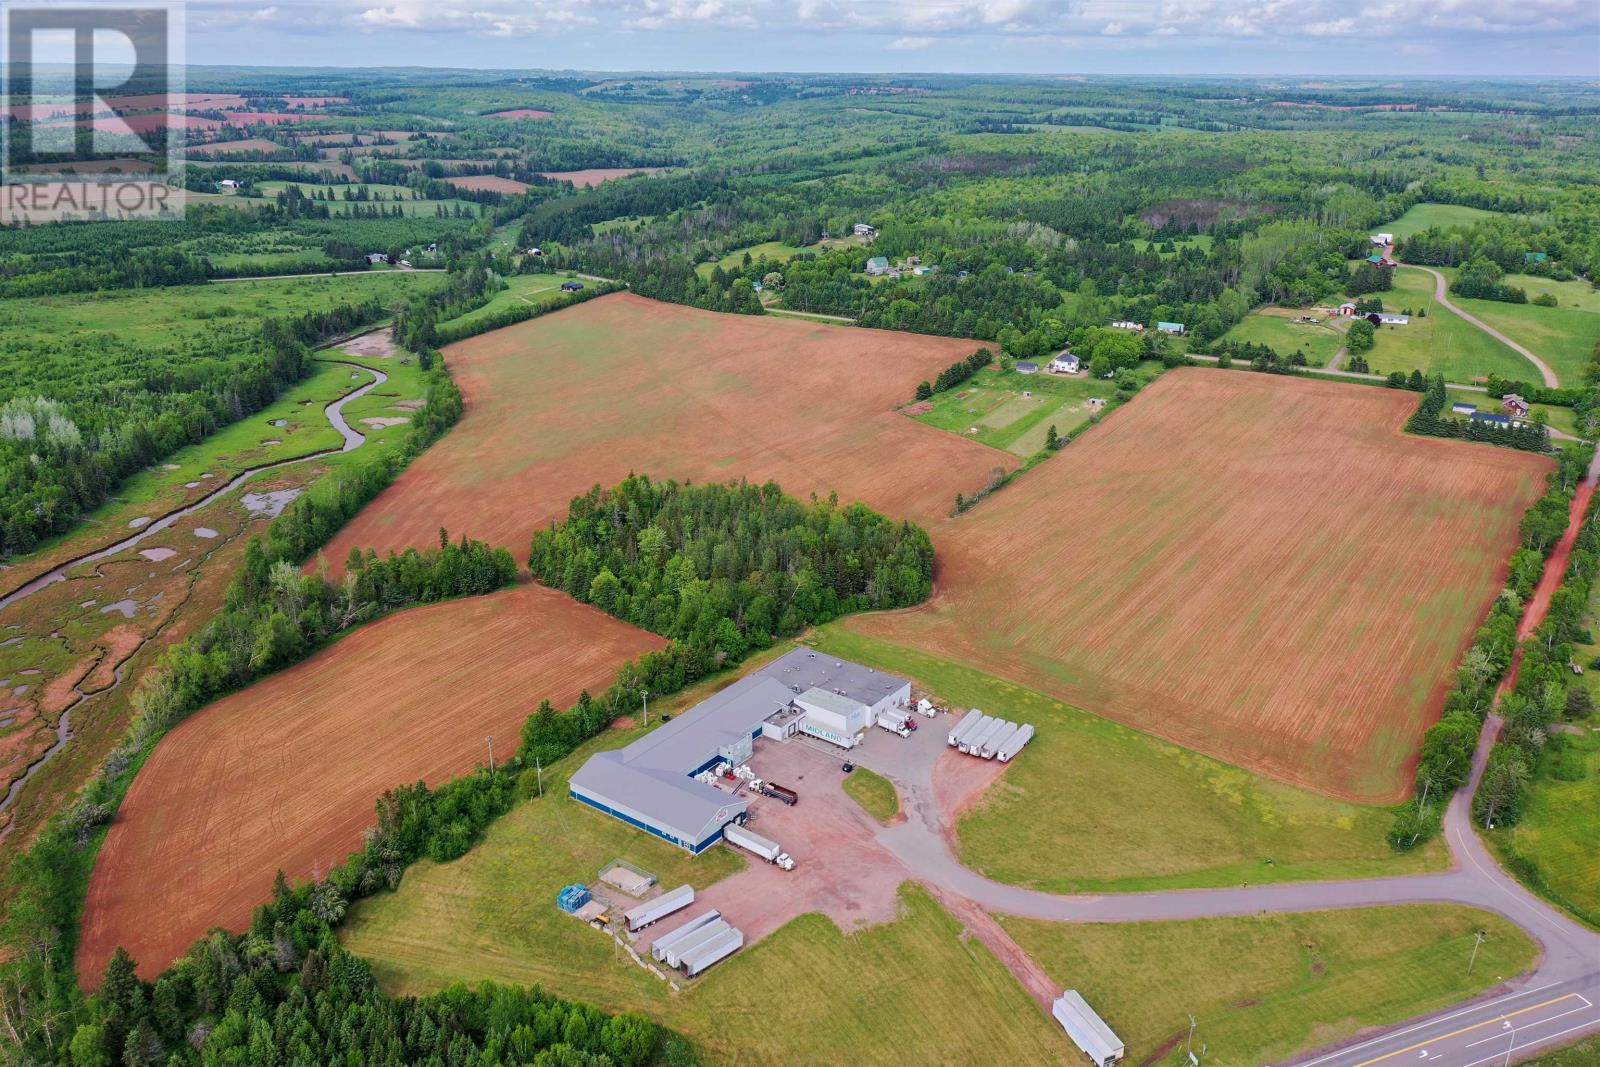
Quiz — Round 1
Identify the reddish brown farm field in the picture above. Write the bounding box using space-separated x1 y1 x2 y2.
319 293 1010 569
849 369 1550 802
443 174 531 194
78 585 663 982
488 108 554 119
540 167 666 187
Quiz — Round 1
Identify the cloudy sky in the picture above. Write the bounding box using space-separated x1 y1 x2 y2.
182 0 1600 76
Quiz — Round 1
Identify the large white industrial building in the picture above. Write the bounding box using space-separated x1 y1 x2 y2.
569 648 910 852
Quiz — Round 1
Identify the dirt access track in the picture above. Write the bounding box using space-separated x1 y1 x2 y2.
78 584 663 982
319 293 1008 571
851 369 1552 802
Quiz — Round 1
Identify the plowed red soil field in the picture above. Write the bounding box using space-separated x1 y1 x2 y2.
78 584 663 982
319 293 1010 570
540 167 666 187
849 369 1551 802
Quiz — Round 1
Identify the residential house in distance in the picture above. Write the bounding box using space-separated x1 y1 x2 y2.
1525 251 1548 264
1371 233 1394 245
866 255 890 276
218 178 240 190
1337 301 1358 316
1049 351 1081 374
853 222 876 238
1377 313 1410 325
1157 321 1186 335
366 252 388 265
1110 320 1145 332
1502 394 1530 418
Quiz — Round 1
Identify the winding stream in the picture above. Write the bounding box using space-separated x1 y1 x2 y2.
0 360 387 821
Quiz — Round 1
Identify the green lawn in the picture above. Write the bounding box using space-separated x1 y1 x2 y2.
1001 905 1537 1067
1386 203 1511 241
1440 270 1600 388
435 273 573 333
1363 267 1543 383
1528 1035 1600 1065
909 361 1162 457
842 766 900 823
1487 726 1600 929
1129 234 1214 256
696 240 816 279
809 628 1449 892
1218 308 1348 367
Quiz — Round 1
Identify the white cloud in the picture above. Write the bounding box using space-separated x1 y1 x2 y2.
887 36 935 49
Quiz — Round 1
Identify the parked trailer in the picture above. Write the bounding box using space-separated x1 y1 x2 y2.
681 927 744 977
761 782 798 806
981 722 1022 760
997 723 1035 762
662 919 730 969
724 823 796 870
949 710 989 748
1052 990 1125 1067
623 883 694 932
962 717 1008 755
649 910 721 963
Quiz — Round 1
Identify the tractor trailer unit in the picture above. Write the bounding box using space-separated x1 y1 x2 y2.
723 823 796 870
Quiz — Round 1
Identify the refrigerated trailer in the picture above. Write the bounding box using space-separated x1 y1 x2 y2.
1052 990 1124 1066
962 717 1008 755
681 927 744 977
723 823 795 870
623 883 694 932
997 723 1034 761
875 710 911 737
663 920 731 968
981 722 1022 760
949 710 989 747
649 910 722 963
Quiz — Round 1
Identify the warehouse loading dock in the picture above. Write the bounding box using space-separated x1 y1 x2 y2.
569 648 909 852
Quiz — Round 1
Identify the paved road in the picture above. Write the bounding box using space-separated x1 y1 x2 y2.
1186 351 1490 393
1402 263 1560 389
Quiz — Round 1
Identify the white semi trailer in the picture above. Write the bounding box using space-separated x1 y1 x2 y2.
949 710 988 747
662 920 730 969
981 722 1022 760
623 883 694 932
962 717 1008 755
997 723 1034 762
681 927 744 977
649 910 722 963
723 823 796 870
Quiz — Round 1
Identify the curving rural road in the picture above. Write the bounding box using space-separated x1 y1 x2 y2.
1401 263 1560 390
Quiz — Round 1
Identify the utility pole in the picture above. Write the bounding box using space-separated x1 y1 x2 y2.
535 755 543 798
1185 1015 1197 1061
1468 930 1487 976
641 688 649 727
486 735 495 774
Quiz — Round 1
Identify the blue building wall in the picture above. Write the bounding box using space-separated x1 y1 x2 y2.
569 789 727 854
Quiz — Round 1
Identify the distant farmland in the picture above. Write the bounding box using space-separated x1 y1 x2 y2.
850 369 1550 801
320 293 1008 568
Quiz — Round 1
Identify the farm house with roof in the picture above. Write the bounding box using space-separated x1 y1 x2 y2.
569 648 910 852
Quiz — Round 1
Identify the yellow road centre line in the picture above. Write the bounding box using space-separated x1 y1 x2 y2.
1352 994 1583 1066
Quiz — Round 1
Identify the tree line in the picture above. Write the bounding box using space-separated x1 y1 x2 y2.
1404 375 1550 453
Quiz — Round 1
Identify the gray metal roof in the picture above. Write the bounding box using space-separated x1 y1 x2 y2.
570 648 907 842
795 687 864 718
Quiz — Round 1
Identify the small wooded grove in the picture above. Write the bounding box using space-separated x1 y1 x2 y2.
528 476 936 663
1404 376 1550 453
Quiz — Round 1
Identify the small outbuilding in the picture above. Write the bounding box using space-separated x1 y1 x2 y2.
1109 320 1144 332
561 281 585 291
1337 301 1357 316
1451 402 1478 416
1472 411 1513 428
1377 313 1410 325
1052 990 1124 1067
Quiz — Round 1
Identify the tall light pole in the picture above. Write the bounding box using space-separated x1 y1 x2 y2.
486 735 495 774
1468 930 1487 976
641 688 650 727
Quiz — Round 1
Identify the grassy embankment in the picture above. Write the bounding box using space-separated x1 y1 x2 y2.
809 628 1448 891
842 766 900 823
1002 906 1537 1067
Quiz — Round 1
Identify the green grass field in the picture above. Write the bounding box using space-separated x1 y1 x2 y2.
1439 270 1600 387
1001 906 1537 1067
1528 1035 1600 1065
239 180 483 218
910 361 1162 457
1363 267 1543 383
435 273 575 332
3 272 444 355
809 628 1448 891
1488 726 1600 929
1129 234 1215 256
1218 308 1348 366
1386 203 1511 241
842 766 900 823
696 240 815 278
